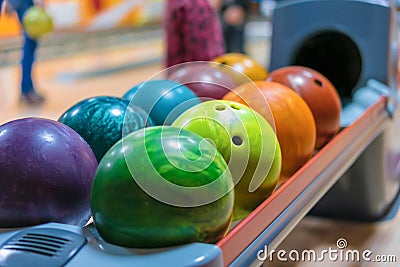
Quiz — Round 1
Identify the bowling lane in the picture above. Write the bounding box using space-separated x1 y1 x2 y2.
0 20 270 125
0 37 164 125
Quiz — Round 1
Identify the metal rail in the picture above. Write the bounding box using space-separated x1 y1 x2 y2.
217 97 390 266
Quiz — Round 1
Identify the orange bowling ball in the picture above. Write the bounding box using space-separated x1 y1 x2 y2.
223 81 316 183
212 53 269 84
267 66 341 149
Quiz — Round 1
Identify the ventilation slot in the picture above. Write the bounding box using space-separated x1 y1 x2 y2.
2 232 70 257
0 227 87 267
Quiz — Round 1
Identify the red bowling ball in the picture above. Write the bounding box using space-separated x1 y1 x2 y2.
0 117 98 228
267 66 342 148
223 81 316 183
168 62 237 100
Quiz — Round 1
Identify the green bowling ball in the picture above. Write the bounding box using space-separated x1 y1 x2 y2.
172 100 281 220
91 126 234 248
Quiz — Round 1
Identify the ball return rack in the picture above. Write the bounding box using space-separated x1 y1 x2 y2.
0 81 399 267
1 0 400 265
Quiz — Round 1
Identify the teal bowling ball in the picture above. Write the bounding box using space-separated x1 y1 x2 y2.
58 96 153 162
122 79 201 125
91 126 234 248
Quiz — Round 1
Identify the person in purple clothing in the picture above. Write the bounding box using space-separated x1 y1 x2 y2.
164 0 226 68
0 0 45 104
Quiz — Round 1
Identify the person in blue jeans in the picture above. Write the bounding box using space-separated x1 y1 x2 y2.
1 0 45 104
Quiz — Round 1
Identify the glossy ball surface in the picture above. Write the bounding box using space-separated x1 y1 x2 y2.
172 100 281 220
0 117 97 228
168 62 237 100
122 79 201 125
223 81 316 183
267 66 341 148
92 126 234 248
212 53 269 84
58 96 153 162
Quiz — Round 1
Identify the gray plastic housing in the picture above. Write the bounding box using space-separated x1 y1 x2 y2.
269 0 400 221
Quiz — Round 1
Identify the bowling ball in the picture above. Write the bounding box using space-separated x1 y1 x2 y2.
91 126 234 248
0 117 97 228
212 53 269 84
223 81 316 183
58 96 153 162
22 6 53 39
122 79 201 125
167 62 237 100
267 66 341 148
172 100 281 220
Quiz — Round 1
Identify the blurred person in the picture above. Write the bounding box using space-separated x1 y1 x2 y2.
0 0 45 105
220 0 249 53
164 0 226 68
259 0 276 19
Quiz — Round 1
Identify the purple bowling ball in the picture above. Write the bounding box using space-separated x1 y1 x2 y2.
0 117 98 228
168 62 237 100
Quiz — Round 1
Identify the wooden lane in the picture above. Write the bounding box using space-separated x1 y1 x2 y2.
0 39 164 125
263 209 400 267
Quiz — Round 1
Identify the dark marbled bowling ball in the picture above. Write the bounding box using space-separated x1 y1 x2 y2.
58 96 153 162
